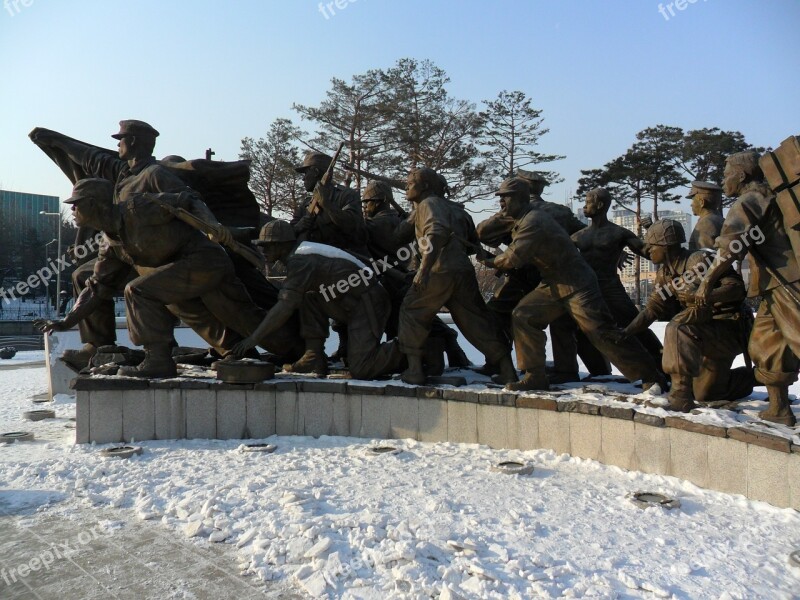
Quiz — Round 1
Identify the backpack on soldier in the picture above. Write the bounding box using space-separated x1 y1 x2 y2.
760 134 800 229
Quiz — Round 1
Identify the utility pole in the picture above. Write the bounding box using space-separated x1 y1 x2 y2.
205 148 215 161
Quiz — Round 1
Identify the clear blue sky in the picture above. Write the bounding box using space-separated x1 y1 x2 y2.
1 0 798 216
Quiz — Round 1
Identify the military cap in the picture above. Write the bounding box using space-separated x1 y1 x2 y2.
644 219 686 246
362 180 394 202
254 219 296 245
495 177 531 197
64 178 114 204
686 180 723 199
516 169 549 186
111 120 160 140
294 152 332 173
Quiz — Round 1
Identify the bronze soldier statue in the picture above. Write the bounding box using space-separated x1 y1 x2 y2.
697 151 799 426
35 179 302 377
572 187 663 367
482 178 665 392
687 181 725 251
231 220 404 379
398 167 517 385
29 121 193 369
623 219 754 412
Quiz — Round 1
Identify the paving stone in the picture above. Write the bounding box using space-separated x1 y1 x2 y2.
538 410 570 455
416 386 442 399
418 399 447 442
360 395 392 439
599 405 635 421
601 418 636 470
245 389 276 439
72 376 149 391
185 389 216 440
669 428 709 488
559 401 600 415
442 389 481 404
747 444 790 508
665 416 727 437
516 396 558 411
634 421 670 475
476 391 517 407
76 391 90 444
89 390 124 444
301 392 334 438
447 401 478 444
384 384 418 398
515 408 539 450
477 405 510 449
216 390 247 440
708 437 748 497
569 413 602 461
633 412 665 427
151 379 210 390
122 389 155 443
275 390 299 436
727 427 792 453
154 388 185 440
347 382 385 396
390 396 419 440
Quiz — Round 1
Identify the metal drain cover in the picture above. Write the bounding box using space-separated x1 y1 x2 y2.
241 443 277 453
629 491 681 510
491 461 534 475
0 431 34 444
24 409 55 421
100 446 143 459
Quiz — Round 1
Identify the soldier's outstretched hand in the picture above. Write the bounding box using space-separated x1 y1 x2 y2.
33 319 69 334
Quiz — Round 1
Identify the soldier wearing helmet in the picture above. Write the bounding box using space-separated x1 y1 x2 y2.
235 220 404 379
624 219 754 412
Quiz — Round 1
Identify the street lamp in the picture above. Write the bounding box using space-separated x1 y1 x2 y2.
40 210 62 317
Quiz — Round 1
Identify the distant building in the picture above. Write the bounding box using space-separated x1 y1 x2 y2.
0 189 61 277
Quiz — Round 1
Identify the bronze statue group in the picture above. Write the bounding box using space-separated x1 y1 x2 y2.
30 121 800 428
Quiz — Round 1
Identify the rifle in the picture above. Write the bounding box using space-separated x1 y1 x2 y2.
142 193 265 274
307 141 345 216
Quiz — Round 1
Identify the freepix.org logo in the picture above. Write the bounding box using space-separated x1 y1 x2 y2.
658 0 709 22
4 0 34 17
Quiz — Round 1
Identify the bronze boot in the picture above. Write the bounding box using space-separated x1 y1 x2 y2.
423 337 446 377
401 354 426 385
505 369 548 392
667 376 698 413
492 355 519 385
285 339 328 376
118 344 177 378
61 343 99 372
760 385 797 426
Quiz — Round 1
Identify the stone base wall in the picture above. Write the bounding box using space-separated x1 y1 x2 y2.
72 377 800 510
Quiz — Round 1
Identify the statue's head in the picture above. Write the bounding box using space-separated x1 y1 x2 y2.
406 167 440 204
644 218 686 264
253 219 297 263
295 152 332 192
495 177 531 219
112 120 159 161
516 169 549 197
64 178 114 228
686 181 722 216
584 187 612 218
362 181 394 218
724 151 763 198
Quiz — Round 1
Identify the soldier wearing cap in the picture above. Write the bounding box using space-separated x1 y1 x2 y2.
291 151 368 255
232 220 403 379
687 181 725 251
29 120 199 369
482 177 664 392
572 187 664 368
622 219 753 412
697 151 800 426
35 179 302 377
398 167 518 385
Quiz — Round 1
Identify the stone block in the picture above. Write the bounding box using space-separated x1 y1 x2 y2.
665 416 726 437
122 389 155 443
633 412 665 427
332 393 349 437
76 391 90 444
245 389 276 439
708 437 747 497
477 405 510 449
447 401 478 444
442 389 481 404
73 376 149 391
515 408 539 450
89 390 124 444
301 380 346 393
634 421 670 475
384 384 418 398
360 395 392 439
416 386 442 399
301 392 334 438
788 453 800 510
728 427 792 453
274 380 298 392
418 399 447 442
569 413 602 461
600 405 635 421
538 410 570 455
747 444 790 508
559 401 599 415
390 396 419 440
475 391 517 407
516 395 558 411
185 389 216 440
276 390 299 436
216 390 247 440
347 382 385 396
505 406 519 449
154 388 185 440
668 428 709 488
601 419 636 471
347 394 363 438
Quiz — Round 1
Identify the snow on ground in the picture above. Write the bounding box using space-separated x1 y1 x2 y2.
2 367 800 599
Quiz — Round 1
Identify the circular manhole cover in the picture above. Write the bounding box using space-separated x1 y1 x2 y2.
491 461 535 476
366 445 402 456
789 550 800 568
100 446 143 459
23 409 56 421
629 491 681 510
0 431 34 444
241 443 277 454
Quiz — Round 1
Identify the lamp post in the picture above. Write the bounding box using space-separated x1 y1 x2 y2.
40 210 62 317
